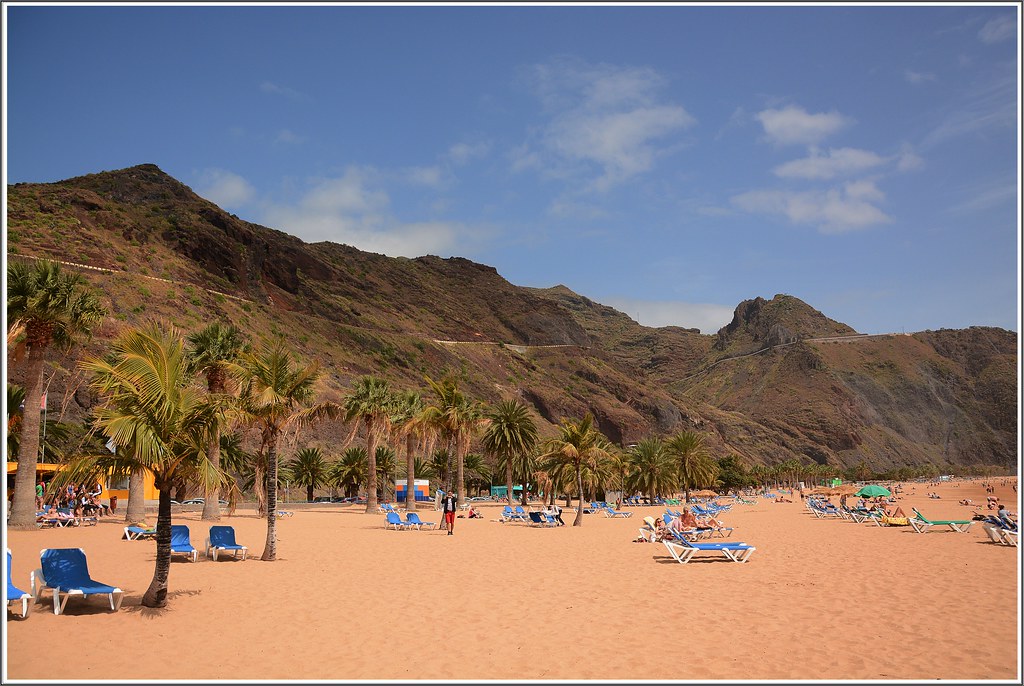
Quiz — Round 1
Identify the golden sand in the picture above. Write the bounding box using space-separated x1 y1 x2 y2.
5 478 1019 681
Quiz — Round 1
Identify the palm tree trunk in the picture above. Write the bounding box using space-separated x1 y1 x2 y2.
306 484 314 502
201 426 221 521
10 351 45 528
456 434 466 508
126 468 147 524
254 460 267 518
505 460 514 508
573 464 585 526
261 440 279 561
141 486 173 607
364 423 378 514
405 433 417 513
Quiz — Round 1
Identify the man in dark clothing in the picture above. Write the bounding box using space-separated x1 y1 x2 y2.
441 490 458 535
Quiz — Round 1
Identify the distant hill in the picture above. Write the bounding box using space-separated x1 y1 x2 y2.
6 164 1017 472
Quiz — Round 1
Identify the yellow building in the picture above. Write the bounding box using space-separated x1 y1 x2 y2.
6 462 160 504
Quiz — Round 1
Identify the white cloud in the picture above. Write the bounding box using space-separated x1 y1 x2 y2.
194 169 256 210
509 143 542 173
756 105 852 146
772 147 887 180
275 129 306 145
978 15 1015 44
259 81 306 100
945 180 1017 213
548 197 610 220
405 166 445 188
920 69 1017 150
897 144 924 171
598 297 734 334
520 57 696 191
730 182 891 234
546 105 695 191
448 141 491 165
904 69 937 84
260 167 481 257
843 179 885 202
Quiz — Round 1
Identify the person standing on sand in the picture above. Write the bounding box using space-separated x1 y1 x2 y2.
441 489 458 535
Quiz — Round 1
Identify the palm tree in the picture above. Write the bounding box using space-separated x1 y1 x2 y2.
462 452 490 496
626 438 678 500
375 444 397 502
187 322 248 520
236 337 337 561
61 323 221 607
512 450 540 506
665 431 715 503
391 390 425 512
6 382 74 464
342 376 394 513
286 447 329 502
330 447 368 498
422 377 484 507
213 431 251 513
425 447 452 495
482 399 538 507
7 259 105 528
539 414 613 526
7 383 25 462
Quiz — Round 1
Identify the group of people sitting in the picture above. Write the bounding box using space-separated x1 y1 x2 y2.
632 506 725 543
37 481 111 524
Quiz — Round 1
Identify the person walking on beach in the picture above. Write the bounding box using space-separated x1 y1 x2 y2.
441 489 458 535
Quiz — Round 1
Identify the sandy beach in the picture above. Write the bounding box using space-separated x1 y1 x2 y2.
4 477 1020 682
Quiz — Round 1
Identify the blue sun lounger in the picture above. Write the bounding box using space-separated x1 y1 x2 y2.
123 525 157 540
405 512 436 530
385 511 415 530
31 548 123 615
205 526 248 560
527 511 556 527
171 525 198 562
7 549 33 619
603 506 632 518
662 538 756 564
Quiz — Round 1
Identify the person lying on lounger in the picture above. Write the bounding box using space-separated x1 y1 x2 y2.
38 507 76 524
872 503 907 518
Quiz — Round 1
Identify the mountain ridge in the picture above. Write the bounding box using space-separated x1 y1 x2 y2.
6 164 1017 473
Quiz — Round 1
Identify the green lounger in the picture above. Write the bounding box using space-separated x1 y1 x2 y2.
909 508 975 534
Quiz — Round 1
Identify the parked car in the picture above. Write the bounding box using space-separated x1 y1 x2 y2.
312 496 334 503
180 497 228 505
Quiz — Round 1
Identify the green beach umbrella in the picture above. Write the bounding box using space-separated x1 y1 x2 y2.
854 485 891 498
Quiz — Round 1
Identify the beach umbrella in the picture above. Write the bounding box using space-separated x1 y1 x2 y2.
833 484 861 495
854 485 891 498
809 487 836 495
692 489 719 497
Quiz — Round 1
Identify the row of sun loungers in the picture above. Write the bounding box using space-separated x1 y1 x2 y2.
496 506 560 526
978 515 1018 546
124 524 248 561
805 497 1018 546
384 511 436 530
7 525 251 619
35 505 97 528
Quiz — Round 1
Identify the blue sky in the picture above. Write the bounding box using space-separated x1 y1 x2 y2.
4 3 1020 334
